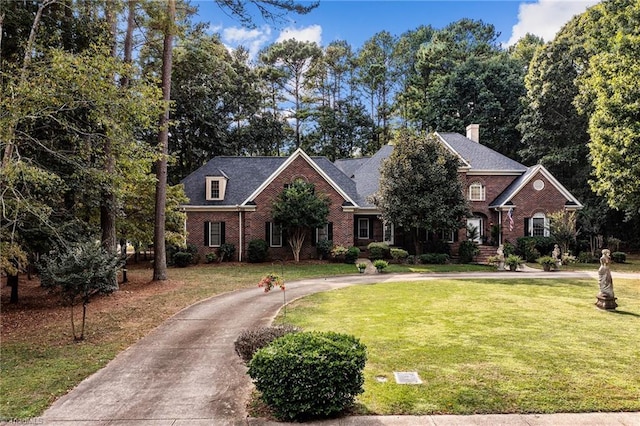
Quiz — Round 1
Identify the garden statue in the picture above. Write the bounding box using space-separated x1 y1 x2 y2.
496 244 505 271
552 244 561 268
595 249 617 310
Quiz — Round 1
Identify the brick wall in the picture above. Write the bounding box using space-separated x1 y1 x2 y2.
244 155 354 261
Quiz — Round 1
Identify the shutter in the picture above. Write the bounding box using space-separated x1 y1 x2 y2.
311 226 317 246
265 222 271 246
204 221 210 246
524 218 529 236
328 222 333 241
369 218 374 239
454 229 459 242
220 222 226 244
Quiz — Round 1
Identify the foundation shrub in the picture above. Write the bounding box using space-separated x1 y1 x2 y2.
248 331 367 421
458 240 479 264
367 242 390 260
390 248 409 262
248 239 269 263
419 253 449 264
611 252 627 263
344 246 360 264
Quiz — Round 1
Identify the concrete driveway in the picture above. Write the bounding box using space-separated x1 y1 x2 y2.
37 270 639 425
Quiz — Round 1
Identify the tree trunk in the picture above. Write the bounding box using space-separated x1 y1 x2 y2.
8 274 19 304
153 0 176 281
288 228 305 262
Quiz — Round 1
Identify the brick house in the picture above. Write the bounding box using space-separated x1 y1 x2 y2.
180 125 582 261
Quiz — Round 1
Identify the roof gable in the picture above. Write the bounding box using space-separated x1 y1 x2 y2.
244 149 357 206
489 164 583 209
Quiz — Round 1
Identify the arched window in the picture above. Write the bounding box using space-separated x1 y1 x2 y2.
468 182 485 201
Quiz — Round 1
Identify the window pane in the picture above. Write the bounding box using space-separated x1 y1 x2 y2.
317 224 328 241
210 222 221 246
532 218 545 236
271 223 282 246
210 180 220 199
358 219 369 239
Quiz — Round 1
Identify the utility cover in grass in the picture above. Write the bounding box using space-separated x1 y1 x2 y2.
393 371 422 384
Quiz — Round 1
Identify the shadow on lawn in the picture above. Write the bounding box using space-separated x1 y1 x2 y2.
610 310 640 318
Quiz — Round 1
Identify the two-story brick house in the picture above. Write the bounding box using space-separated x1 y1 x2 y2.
180 125 582 261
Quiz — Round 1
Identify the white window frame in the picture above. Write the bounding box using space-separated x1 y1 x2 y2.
358 218 369 239
270 223 283 247
316 223 329 242
383 221 394 245
530 213 549 237
440 229 456 243
209 222 222 247
205 177 227 201
468 182 485 201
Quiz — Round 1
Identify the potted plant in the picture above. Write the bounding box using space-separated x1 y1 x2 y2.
372 259 388 272
537 256 557 272
356 262 367 273
505 254 524 271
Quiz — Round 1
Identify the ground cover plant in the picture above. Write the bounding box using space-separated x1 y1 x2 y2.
281 278 640 415
0 261 355 420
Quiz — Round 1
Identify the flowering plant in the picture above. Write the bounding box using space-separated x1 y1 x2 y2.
258 273 284 293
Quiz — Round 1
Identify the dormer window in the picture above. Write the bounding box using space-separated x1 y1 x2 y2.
206 177 227 201
468 182 485 201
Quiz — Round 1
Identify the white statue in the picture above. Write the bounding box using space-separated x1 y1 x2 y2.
598 249 614 298
496 244 505 271
552 244 561 267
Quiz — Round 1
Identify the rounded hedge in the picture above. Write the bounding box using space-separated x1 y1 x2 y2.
247 239 269 263
247 331 367 421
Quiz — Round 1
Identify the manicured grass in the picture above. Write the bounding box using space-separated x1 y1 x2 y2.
281 278 640 415
385 263 496 273
0 261 356 420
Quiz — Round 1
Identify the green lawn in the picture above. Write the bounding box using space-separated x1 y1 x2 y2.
281 278 640 415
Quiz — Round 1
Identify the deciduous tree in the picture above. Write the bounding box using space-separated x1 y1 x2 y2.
372 130 470 255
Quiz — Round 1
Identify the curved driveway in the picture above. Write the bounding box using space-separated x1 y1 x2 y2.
39 269 639 425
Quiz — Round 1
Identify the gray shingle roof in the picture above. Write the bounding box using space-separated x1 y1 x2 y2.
437 132 527 172
182 132 534 208
181 156 287 205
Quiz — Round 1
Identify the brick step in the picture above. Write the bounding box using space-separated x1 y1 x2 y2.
475 245 499 264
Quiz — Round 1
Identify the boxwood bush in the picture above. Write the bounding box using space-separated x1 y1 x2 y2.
247 239 269 263
367 242 390 260
344 246 360 264
611 251 627 263
248 331 367 421
419 253 449 264
390 248 409 262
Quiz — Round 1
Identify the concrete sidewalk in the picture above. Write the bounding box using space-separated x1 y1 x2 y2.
34 270 639 425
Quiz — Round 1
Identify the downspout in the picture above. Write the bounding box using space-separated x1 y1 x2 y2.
238 208 243 262
498 209 502 246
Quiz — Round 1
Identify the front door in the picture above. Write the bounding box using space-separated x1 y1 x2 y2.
466 217 482 243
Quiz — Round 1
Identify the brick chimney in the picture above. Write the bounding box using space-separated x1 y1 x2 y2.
466 124 480 143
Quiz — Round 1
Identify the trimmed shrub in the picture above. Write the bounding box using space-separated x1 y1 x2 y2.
611 252 627 263
390 248 409 262
248 331 367 421
577 252 596 263
172 251 193 267
234 325 300 364
367 242 390 260
330 245 348 261
458 241 479 264
406 255 417 265
423 240 451 255
218 243 236 262
316 239 333 260
344 246 360 264
205 252 218 263
516 236 555 261
248 239 269 263
419 253 449 264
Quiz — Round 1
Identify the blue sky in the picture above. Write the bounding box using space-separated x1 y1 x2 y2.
192 0 601 59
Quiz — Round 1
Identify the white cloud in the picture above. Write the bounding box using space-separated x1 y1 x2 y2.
221 25 272 59
507 0 602 46
275 25 322 45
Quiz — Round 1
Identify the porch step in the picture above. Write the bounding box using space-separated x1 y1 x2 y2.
475 245 498 264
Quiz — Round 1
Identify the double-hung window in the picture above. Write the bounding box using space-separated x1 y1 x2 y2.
468 182 485 201
204 221 225 247
268 222 283 247
358 218 370 239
